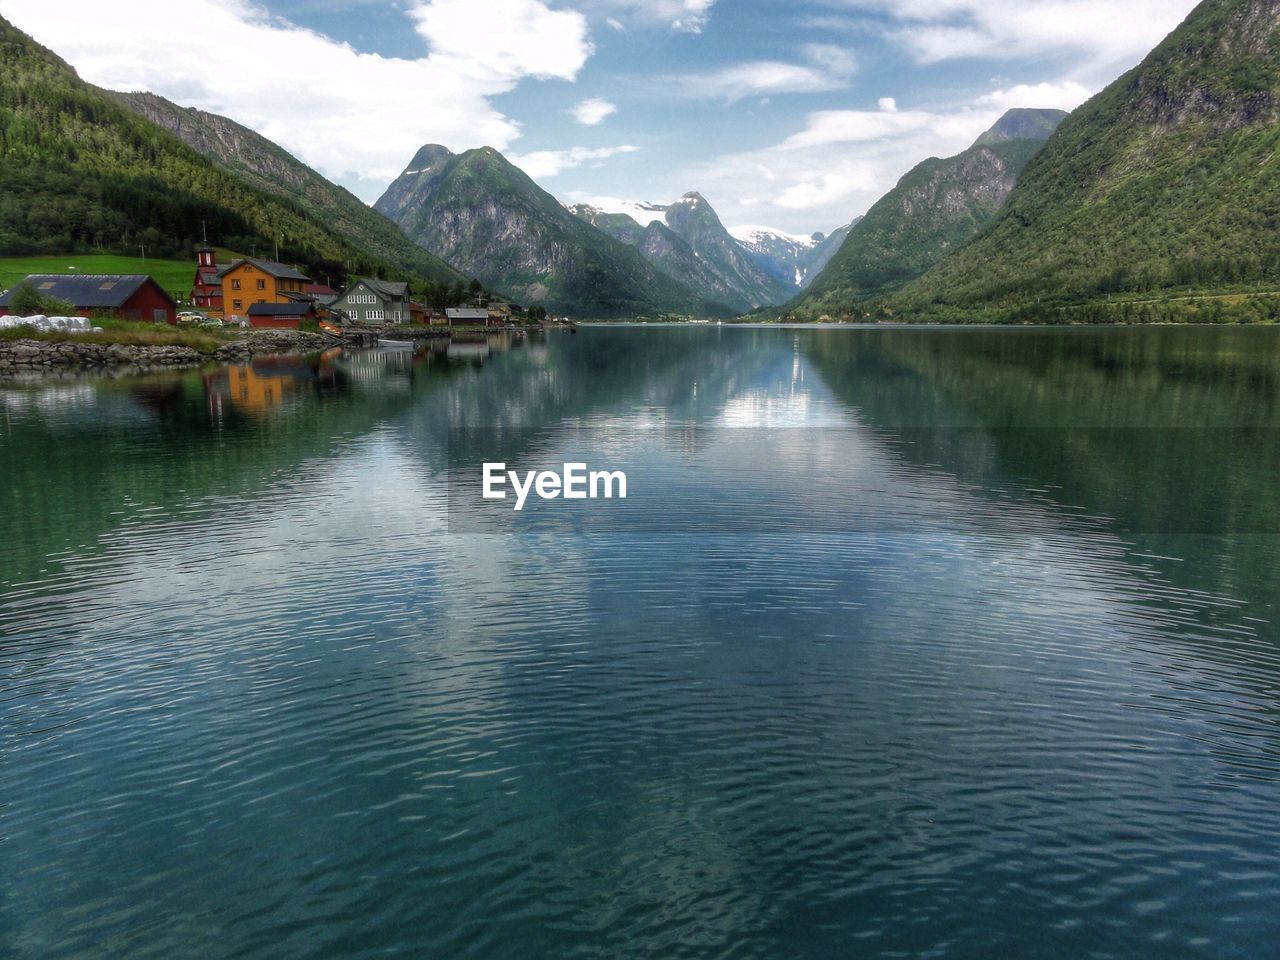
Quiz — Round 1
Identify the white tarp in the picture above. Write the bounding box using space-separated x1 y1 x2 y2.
0 315 103 333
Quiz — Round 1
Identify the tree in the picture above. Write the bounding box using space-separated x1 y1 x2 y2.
7 282 76 317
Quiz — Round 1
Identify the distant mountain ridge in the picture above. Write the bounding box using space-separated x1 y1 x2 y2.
787 108 1066 319
376 145 733 318
731 222 860 289
569 193 796 312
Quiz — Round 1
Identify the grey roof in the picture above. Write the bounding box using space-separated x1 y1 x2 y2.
346 277 410 300
0 274 168 309
248 302 315 317
447 307 490 320
222 258 311 282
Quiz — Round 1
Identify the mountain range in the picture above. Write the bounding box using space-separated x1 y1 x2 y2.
5 0 1277 325
566 194 796 313
374 145 736 318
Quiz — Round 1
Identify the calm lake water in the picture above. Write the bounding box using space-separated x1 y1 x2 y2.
2 326 1279 959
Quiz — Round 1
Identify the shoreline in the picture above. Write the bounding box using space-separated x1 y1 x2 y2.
0 329 332 378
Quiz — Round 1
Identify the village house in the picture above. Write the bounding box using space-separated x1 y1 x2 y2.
190 248 224 317
446 307 493 327
0 274 178 324
220 258 311 322
336 278 413 325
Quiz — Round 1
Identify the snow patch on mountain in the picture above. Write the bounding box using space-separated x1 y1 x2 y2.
574 196 670 226
727 225 820 249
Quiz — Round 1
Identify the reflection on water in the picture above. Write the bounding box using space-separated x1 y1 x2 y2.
1 326 1278 960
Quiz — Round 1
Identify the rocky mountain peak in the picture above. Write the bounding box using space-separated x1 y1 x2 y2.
972 108 1069 148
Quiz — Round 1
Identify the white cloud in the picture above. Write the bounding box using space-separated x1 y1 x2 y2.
776 171 879 210
976 81 1092 111
0 0 593 199
817 1 1197 81
671 43 857 102
573 98 618 126
589 0 716 33
509 145 639 178
409 0 592 82
779 104 990 151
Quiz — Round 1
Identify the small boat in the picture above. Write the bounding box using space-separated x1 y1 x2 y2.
377 338 414 349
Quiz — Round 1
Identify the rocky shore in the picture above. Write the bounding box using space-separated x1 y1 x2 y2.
212 329 331 362
0 329 334 376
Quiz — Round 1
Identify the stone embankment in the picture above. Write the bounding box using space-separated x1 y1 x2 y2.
212 330 331 362
0 329 334 375
0 339 202 372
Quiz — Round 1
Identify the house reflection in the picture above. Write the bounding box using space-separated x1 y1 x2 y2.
204 349 347 419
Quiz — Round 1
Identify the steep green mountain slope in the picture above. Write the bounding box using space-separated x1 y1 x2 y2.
893 0 1280 323
0 15 447 287
376 145 732 318
973 108 1070 146
788 109 1064 320
108 92 464 287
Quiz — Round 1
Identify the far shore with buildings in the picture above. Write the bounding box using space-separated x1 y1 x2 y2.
1 248 545 331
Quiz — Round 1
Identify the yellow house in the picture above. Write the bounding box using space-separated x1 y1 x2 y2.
220 258 311 320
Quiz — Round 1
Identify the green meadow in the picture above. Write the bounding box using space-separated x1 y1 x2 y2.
0 251 245 301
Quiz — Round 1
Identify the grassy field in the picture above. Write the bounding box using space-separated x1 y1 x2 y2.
0 249 245 301
0 317 232 353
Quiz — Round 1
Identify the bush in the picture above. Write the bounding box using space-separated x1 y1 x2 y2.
7 282 76 317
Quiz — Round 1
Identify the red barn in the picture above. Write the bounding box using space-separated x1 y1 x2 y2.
0 274 178 323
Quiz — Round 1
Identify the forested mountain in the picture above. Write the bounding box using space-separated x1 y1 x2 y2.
376 145 733 318
0 15 459 288
892 0 1280 323
787 110 1064 320
109 92 464 287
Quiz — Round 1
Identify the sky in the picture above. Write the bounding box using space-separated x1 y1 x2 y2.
0 0 1201 236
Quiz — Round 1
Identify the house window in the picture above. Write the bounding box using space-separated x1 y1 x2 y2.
233 299 243 310
256 279 266 290
369 310 385 321
232 279 242 290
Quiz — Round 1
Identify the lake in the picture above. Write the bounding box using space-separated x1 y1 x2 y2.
2 325 1278 959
